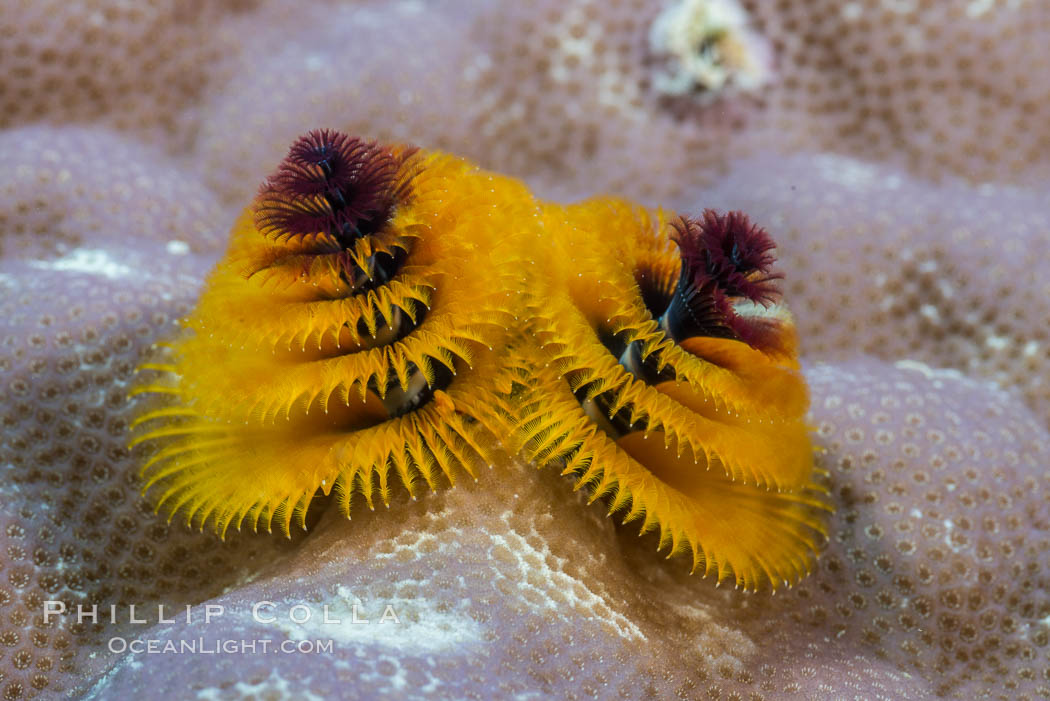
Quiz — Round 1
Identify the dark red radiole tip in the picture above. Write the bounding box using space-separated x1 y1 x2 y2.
254 129 406 246
662 209 784 348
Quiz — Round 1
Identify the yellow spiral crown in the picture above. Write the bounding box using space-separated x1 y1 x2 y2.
479 199 829 591
131 131 534 538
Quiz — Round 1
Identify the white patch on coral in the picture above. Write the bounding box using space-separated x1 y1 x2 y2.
966 0 996 17
840 3 862 21
80 650 143 700
813 154 881 190
29 248 132 279
263 586 483 655
986 335 1009 351
596 68 644 118
667 601 757 677
919 304 941 323
166 240 190 255
371 529 443 563
649 0 771 98
943 519 967 553
488 525 645 642
894 360 964 382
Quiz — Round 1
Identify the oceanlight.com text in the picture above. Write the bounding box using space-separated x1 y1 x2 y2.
106 637 334 655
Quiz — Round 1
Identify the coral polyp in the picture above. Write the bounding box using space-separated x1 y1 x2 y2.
130 129 827 590
130 132 533 538
648 0 772 99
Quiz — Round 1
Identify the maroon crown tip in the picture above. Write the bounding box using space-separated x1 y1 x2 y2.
662 209 787 351
253 130 406 244
672 209 782 306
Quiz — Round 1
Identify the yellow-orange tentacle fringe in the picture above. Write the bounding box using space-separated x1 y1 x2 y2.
475 198 830 591
130 144 536 537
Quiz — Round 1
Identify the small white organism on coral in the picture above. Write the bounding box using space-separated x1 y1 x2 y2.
648 0 772 98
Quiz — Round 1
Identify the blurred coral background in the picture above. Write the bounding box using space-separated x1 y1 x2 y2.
1 0 1049 699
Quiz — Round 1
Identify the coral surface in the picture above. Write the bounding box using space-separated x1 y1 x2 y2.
1 1 1049 699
